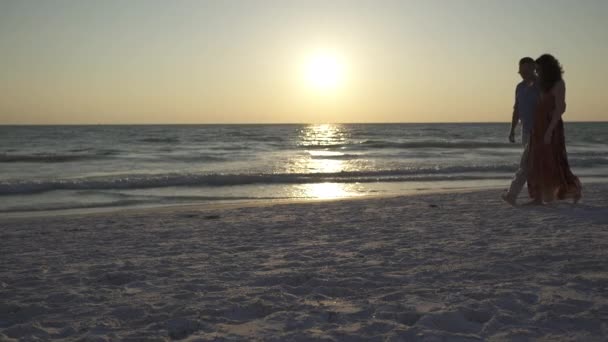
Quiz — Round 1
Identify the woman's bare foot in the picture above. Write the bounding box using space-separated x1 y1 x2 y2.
522 199 543 206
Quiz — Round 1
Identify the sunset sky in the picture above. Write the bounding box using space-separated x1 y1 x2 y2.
1 0 606 124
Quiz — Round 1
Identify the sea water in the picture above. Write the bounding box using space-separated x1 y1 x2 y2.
1 123 606 213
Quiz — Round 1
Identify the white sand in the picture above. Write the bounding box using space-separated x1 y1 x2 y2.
1 185 608 341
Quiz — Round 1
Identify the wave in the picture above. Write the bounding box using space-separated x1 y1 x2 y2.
139 137 180 143
307 154 608 165
0 154 88 163
358 140 516 149
0 152 117 163
236 135 285 143
2 156 606 195
207 145 252 151
0 195 285 213
309 153 363 160
0 199 149 213
0 165 520 195
0 148 121 163
571 157 608 167
166 155 228 162
302 140 517 150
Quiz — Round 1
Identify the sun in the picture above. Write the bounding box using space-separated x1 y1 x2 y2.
303 51 346 92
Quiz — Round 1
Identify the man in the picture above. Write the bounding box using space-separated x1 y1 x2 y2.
502 57 540 205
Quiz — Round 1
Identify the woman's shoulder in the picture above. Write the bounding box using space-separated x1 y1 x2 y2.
551 79 565 94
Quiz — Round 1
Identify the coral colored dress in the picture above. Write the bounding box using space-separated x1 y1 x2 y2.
527 92 582 202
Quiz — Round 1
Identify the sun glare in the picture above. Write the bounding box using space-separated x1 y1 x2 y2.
303 51 346 92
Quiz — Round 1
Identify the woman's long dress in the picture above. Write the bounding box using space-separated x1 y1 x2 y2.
527 92 582 202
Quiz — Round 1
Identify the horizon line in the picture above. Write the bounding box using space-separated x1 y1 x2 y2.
1 120 607 126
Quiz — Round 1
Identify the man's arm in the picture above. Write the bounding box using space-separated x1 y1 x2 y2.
543 80 566 144
509 100 519 143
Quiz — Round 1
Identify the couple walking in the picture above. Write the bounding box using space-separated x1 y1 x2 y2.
502 54 582 205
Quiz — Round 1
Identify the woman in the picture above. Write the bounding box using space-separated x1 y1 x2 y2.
527 54 582 204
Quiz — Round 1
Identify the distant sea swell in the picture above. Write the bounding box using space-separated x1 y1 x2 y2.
0 140 529 164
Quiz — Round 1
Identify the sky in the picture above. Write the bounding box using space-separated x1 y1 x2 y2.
0 0 607 124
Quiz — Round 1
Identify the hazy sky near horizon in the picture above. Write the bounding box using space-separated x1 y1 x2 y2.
1 0 607 124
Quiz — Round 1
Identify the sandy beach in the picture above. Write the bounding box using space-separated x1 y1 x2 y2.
1 185 608 341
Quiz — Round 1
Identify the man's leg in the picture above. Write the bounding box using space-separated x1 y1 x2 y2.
521 130 530 147
503 144 529 204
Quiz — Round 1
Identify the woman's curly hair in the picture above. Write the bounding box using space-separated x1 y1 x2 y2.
536 54 564 92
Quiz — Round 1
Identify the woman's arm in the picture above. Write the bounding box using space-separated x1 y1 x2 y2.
544 80 566 144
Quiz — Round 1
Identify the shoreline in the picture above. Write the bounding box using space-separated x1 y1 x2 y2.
3 178 608 220
0 184 503 220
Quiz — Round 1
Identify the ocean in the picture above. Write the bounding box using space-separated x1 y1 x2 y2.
1 123 606 213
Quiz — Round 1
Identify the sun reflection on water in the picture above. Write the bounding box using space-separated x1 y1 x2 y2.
298 123 347 147
303 182 351 199
292 124 361 199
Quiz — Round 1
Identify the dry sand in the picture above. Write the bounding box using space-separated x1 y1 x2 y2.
1 185 608 341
